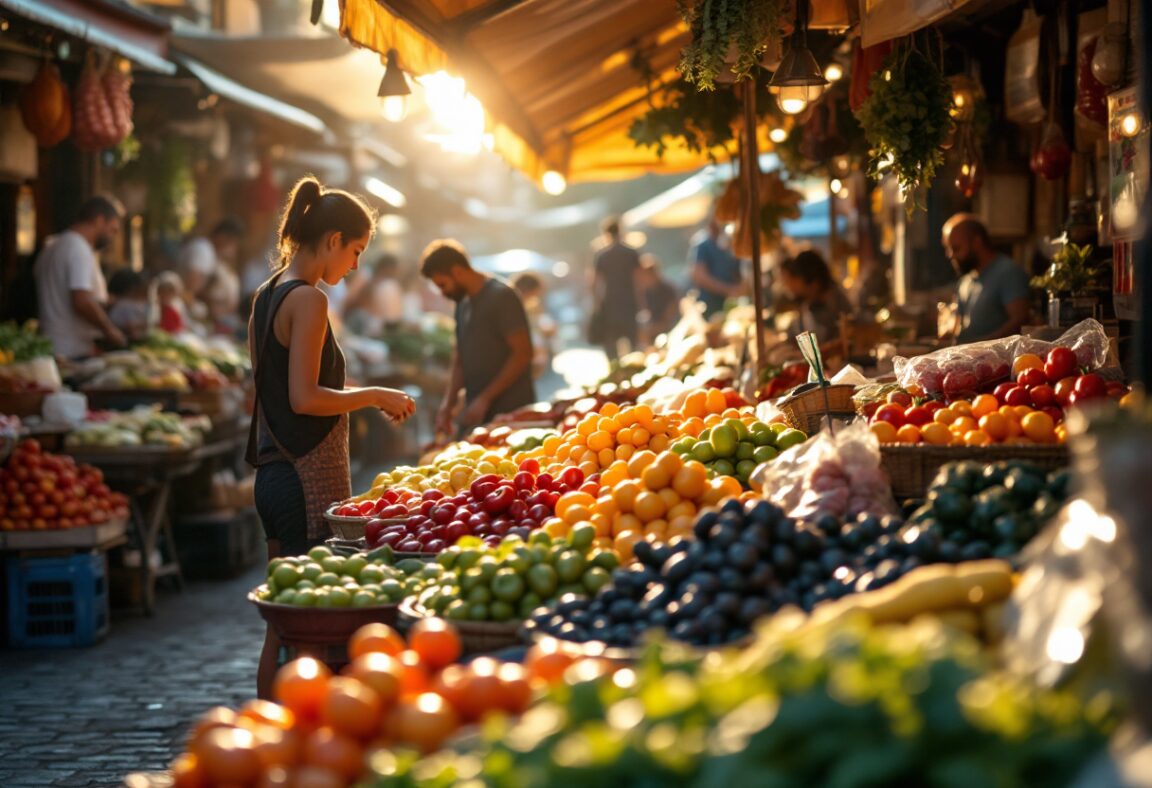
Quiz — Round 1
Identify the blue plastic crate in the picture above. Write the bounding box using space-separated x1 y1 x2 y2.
6 552 109 648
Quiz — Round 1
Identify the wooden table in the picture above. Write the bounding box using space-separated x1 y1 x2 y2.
66 446 201 615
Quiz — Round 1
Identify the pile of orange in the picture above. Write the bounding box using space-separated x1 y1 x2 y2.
171 620 595 788
543 449 743 560
870 394 1064 447
670 388 759 438
520 402 680 477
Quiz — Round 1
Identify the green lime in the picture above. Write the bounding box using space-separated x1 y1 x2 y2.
582 567 611 594
489 600 516 622
710 425 738 458
725 419 750 441
698 428 712 442
736 459 757 479
455 549 482 571
267 557 287 575
476 556 499 581
519 596 543 619
711 459 736 478
672 438 696 454
307 545 332 563
351 591 377 608
775 428 808 451
467 603 489 621
461 567 485 594
358 565 385 585
445 600 469 620
316 572 340 587
320 556 346 575
436 549 459 569
526 563 559 598
569 522 596 552
342 556 368 579
692 443 717 463
293 588 317 607
466 585 493 606
295 579 316 591
314 589 335 608
555 550 587 584
590 550 620 571
301 563 323 582
735 442 756 461
379 579 404 601
769 422 790 436
750 423 775 446
491 568 526 603
502 552 530 574
557 583 586 597
274 589 297 605
271 563 303 590
753 445 779 464
528 531 553 547
327 587 352 607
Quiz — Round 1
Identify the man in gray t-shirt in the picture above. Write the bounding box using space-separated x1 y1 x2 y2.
420 240 536 435
942 213 1032 342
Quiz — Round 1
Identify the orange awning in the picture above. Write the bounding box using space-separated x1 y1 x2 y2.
339 0 854 184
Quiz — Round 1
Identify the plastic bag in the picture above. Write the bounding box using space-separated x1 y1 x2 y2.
750 420 897 521
892 319 1109 398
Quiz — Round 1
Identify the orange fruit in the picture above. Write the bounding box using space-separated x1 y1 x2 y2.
347 623 406 660
705 389 727 414
590 513 613 536
387 694 460 754
541 436 562 454
1021 411 1056 443
632 404 655 426
971 394 1000 418
920 422 952 446
616 408 638 427
321 677 383 740
600 462 629 488
964 430 992 447
273 659 332 724
683 391 707 418
666 500 697 521
238 700 296 732
597 448 616 468
633 491 667 522
895 424 922 444
671 462 708 500
654 451 683 475
1012 353 1044 377
194 726 263 785
525 639 578 685
869 421 898 443
563 504 593 525
612 480 641 512
613 530 640 561
951 400 973 417
586 431 613 452
627 450 657 478
1014 405 1034 419
933 408 959 425
599 402 620 418
614 443 635 461
951 416 978 434
613 513 642 537
408 619 461 671
649 434 670 453
555 491 596 520
615 427 633 446
977 412 1009 442
343 653 403 707
577 417 597 437
640 463 671 490
998 405 1020 421
630 427 651 447
656 487 681 510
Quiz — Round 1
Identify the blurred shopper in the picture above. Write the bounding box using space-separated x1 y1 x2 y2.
778 250 852 345
689 218 744 319
512 272 557 379
177 217 245 334
590 217 641 360
345 253 406 336
34 195 126 358
942 213 1031 342
106 269 151 342
247 176 415 699
155 271 187 334
637 254 680 344
420 240 535 436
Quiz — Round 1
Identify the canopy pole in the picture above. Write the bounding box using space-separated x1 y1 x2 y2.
742 80 767 372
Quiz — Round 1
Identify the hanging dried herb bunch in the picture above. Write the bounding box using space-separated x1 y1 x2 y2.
855 33 953 209
678 0 787 90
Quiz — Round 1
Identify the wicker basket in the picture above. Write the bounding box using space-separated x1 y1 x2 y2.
322 507 407 540
881 444 1071 500
398 598 525 655
777 384 858 435
249 586 400 665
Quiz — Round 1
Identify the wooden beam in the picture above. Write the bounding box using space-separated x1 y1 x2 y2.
449 0 541 33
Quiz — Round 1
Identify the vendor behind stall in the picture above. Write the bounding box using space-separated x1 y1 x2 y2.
942 213 1032 342
421 240 536 436
34 195 127 358
778 250 853 347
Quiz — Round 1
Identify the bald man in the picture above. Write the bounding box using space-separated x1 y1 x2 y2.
942 214 1032 342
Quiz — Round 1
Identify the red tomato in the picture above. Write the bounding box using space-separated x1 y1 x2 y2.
993 383 1016 402
518 458 541 475
886 391 913 407
560 467 585 489
903 406 932 426
873 404 906 428
1073 373 1107 400
1054 376 1077 406
1017 368 1047 389
1041 406 1065 424
921 400 945 414
1044 347 1078 382
1029 384 1058 408
1004 387 1033 407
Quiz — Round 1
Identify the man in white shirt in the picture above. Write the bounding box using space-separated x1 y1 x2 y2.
34 195 126 359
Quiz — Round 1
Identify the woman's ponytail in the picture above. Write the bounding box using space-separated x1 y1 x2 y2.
271 175 375 271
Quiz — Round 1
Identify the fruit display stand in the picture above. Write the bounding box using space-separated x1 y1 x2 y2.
0 515 128 550
249 590 400 670
398 597 523 656
881 443 1070 499
65 445 200 614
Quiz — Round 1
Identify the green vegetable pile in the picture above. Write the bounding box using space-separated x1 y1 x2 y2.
856 41 953 209
368 617 1110 786
0 320 53 362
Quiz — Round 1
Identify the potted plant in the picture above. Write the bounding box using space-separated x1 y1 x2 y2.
1031 242 1106 327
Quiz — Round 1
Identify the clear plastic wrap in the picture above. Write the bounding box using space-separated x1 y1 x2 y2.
893 318 1110 398
749 420 898 520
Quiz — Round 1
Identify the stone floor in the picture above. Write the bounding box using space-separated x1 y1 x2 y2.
0 563 267 788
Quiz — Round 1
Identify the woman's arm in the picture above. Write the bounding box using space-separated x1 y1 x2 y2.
284 286 410 418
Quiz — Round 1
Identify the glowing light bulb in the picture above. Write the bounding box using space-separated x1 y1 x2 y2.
777 84 819 115
824 63 844 82
541 170 567 195
380 94 408 122
830 178 843 195
1120 111 1142 137
769 127 788 144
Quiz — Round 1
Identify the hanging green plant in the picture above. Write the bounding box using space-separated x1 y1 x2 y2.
677 0 787 90
1031 243 1105 295
628 77 773 160
855 36 953 210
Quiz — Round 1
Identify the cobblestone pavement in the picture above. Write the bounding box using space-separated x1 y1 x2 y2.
0 563 267 788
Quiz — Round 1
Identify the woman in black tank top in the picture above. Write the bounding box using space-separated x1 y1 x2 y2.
248 177 416 699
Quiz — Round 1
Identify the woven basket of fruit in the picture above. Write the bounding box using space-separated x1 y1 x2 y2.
777 384 857 435
398 598 524 655
881 444 1070 500
248 588 400 645
323 508 408 540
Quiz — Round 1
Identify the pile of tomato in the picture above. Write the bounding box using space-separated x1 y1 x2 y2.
172 620 604 787
0 439 128 531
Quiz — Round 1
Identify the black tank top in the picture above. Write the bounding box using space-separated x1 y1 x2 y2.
247 277 345 464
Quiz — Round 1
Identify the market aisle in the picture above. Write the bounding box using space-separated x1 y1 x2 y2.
0 563 266 787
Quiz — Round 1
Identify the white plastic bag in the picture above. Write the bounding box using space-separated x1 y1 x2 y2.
750 420 897 521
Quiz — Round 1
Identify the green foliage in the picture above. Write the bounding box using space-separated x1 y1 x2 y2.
369 618 1111 787
0 321 53 362
678 0 787 90
1031 244 1105 295
856 40 953 211
628 78 773 161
